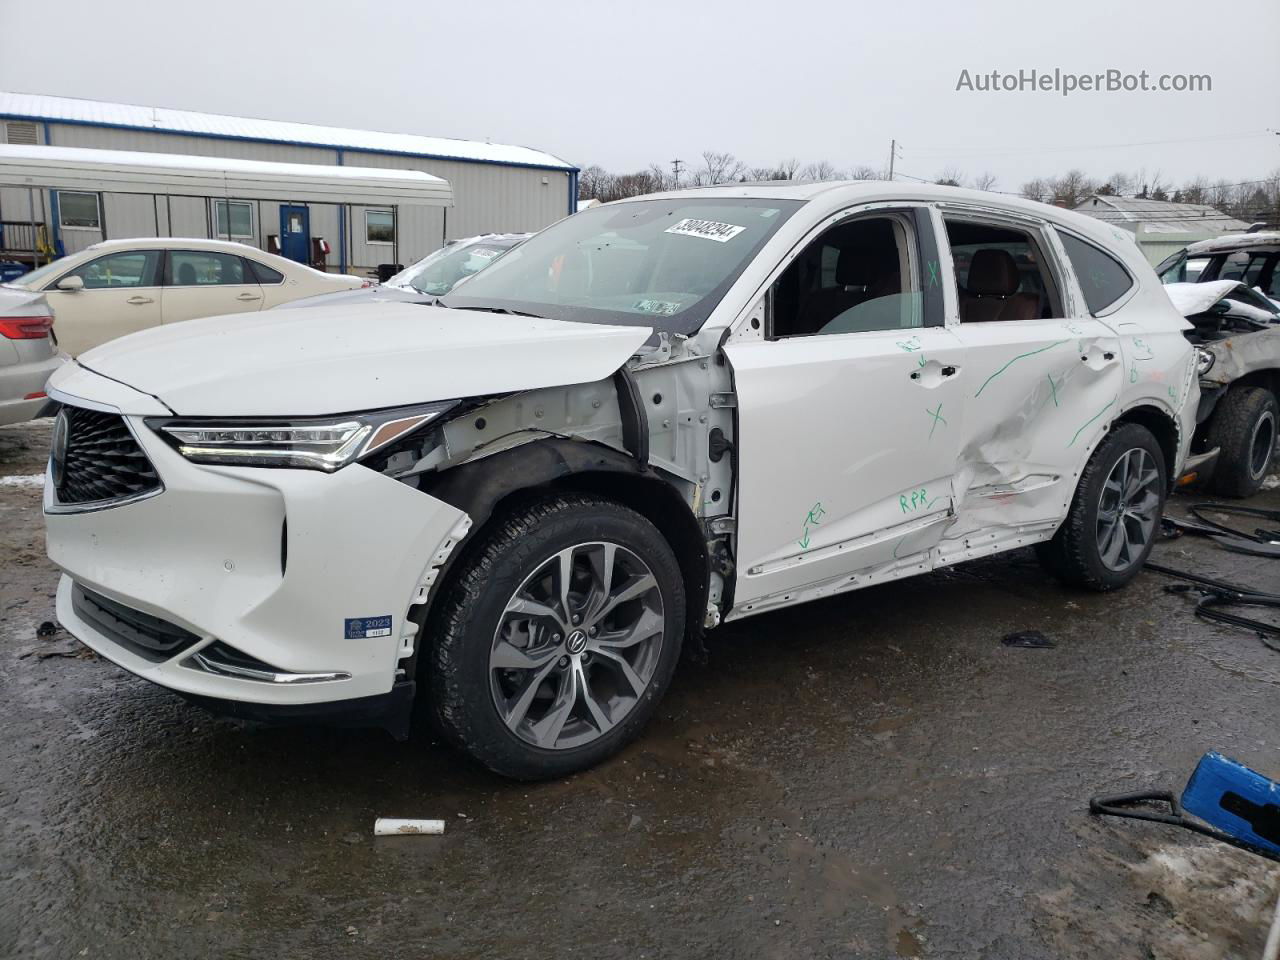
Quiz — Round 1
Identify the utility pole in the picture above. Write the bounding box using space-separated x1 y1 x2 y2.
671 158 683 188
887 139 902 181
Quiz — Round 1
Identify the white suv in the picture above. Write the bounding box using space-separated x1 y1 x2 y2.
44 183 1196 779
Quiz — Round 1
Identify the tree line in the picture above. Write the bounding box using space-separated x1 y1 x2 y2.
578 151 1280 225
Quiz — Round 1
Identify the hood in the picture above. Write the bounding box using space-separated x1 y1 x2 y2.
69 301 653 417
273 285 429 310
1164 280 1240 317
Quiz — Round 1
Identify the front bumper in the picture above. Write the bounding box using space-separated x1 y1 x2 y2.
46 387 470 717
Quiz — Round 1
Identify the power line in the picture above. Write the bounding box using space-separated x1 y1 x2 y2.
906 130 1273 157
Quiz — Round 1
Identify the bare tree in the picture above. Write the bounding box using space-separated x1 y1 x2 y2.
1049 169 1096 208
1020 178 1050 203
848 165 883 181
799 160 842 181
934 167 965 187
692 151 748 186
972 171 998 192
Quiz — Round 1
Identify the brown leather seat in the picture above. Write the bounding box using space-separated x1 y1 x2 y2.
960 249 1039 323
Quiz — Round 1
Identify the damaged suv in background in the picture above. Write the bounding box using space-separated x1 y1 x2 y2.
1165 280 1278 496
44 183 1196 779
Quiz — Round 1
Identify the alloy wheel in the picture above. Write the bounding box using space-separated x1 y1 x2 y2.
489 541 665 750
1249 410 1276 480
1096 448 1161 572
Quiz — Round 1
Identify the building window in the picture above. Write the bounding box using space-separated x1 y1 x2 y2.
213 200 254 239
366 210 395 244
58 191 101 230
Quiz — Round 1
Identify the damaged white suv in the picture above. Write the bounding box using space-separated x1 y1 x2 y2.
45 183 1196 779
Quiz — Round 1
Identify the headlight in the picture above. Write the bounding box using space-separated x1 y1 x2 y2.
147 401 458 472
1195 347 1215 376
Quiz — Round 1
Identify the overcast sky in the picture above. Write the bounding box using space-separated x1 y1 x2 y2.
2 0 1278 192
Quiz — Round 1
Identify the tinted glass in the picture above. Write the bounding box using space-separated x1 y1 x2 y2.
246 259 284 284
1058 232 1134 315
70 251 161 289
215 201 253 238
443 198 803 334
167 251 250 286
367 211 395 243
59 192 100 229
393 240 515 295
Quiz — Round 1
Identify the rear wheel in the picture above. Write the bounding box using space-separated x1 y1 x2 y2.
428 495 684 780
1207 386 1277 498
1036 422 1167 591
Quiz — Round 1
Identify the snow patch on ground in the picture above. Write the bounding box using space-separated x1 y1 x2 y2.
0 474 43 488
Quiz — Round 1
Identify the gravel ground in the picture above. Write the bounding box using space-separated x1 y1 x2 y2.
2 416 1278 959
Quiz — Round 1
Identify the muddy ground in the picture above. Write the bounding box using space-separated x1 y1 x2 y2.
2 417 1279 959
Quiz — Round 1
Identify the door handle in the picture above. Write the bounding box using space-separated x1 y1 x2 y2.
126 296 153 305
236 293 262 301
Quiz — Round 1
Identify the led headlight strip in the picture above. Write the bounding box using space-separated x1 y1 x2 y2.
148 400 458 472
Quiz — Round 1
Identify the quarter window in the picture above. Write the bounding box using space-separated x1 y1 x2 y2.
167 251 251 286
366 210 395 244
58 191 101 230
945 218 1063 322
246 259 284 284
67 251 161 289
213 200 254 239
1057 232 1134 315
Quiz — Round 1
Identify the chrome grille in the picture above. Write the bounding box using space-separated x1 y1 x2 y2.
55 406 161 505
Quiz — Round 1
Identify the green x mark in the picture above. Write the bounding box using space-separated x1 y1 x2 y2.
927 260 940 288
926 402 947 439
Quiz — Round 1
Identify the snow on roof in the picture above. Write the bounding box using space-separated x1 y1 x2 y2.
0 91 576 172
1074 195 1249 234
0 143 453 206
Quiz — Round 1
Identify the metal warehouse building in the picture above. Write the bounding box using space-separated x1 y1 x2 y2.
0 91 577 274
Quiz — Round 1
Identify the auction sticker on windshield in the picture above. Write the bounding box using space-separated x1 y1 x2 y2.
664 218 746 243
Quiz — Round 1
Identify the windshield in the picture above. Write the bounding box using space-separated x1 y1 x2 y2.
441 198 803 333
4 258 67 289
388 238 520 295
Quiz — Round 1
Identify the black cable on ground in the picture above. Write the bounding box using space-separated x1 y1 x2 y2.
1090 790 1280 865
1146 501 1280 646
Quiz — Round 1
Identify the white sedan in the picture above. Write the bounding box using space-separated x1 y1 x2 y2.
45 182 1196 779
7 237 367 356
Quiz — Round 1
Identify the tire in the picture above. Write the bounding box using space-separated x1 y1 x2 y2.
427 494 685 780
1036 422 1167 592
1206 386 1278 499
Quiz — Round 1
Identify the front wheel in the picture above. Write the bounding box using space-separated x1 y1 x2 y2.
1036 422 1167 591
428 495 685 780
1206 386 1278 498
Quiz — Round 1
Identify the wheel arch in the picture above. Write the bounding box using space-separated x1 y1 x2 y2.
413 439 709 665
1114 402 1180 490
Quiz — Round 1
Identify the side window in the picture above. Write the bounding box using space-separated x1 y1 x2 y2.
67 251 161 289
166 251 251 286
769 213 936 338
245 259 284 284
945 218 1063 322
1057 232 1134 316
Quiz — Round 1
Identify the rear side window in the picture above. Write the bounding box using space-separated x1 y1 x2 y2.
246 259 284 284
1058 232 1134 315
167 251 250 286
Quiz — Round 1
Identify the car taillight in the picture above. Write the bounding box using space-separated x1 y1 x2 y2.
0 316 53 340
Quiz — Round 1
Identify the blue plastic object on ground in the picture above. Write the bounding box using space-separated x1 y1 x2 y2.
1180 752 1280 858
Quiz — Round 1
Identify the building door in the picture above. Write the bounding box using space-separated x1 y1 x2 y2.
279 205 310 263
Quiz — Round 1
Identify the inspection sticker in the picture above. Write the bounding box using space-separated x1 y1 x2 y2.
345 615 392 639
664 218 746 243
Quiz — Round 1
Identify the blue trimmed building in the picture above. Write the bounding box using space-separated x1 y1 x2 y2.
0 92 578 274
